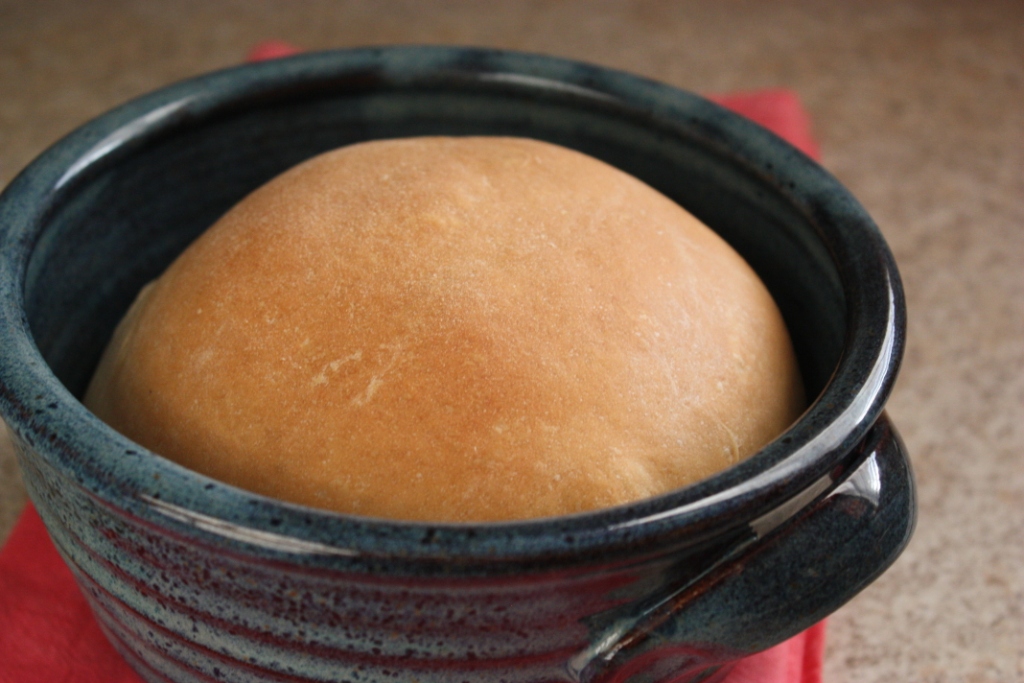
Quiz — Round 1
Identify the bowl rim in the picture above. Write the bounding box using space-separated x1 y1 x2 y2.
0 45 905 568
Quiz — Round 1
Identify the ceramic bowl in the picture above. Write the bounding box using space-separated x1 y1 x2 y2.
0 47 913 683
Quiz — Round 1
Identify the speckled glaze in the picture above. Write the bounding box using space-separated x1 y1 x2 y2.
0 47 912 683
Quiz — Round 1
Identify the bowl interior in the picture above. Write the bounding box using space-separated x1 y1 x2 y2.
24 62 845 409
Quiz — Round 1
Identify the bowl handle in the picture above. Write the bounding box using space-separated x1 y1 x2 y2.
575 413 915 683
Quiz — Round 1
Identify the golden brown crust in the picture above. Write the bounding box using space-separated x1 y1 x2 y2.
85 137 805 522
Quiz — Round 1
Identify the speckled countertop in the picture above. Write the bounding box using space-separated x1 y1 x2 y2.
1 1 1021 681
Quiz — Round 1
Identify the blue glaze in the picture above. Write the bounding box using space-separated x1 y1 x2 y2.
0 47 913 682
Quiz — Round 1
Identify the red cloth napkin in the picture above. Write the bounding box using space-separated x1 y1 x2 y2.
0 43 825 683
705 90 820 160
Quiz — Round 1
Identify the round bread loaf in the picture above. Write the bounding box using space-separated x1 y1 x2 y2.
85 137 805 522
